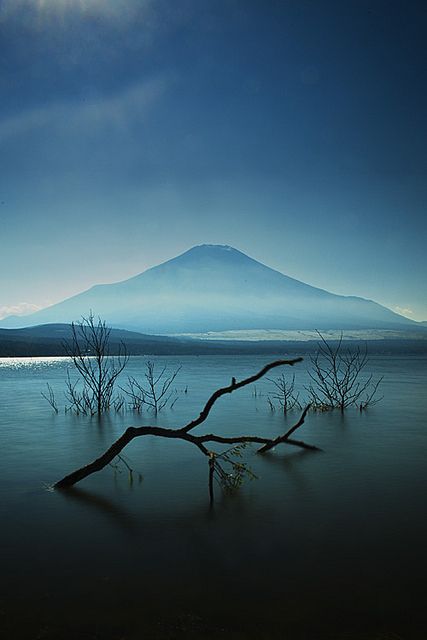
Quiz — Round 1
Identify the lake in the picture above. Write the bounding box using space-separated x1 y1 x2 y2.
1 351 427 639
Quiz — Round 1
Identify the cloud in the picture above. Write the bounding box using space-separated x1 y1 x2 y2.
0 0 154 29
394 306 414 318
0 302 44 320
0 77 167 143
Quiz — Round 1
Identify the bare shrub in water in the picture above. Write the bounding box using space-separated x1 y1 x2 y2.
306 332 383 412
64 313 129 416
267 373 302 414
123 361 181 414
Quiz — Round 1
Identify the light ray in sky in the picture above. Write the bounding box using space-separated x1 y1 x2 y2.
0 77 167 142
0 0 150 26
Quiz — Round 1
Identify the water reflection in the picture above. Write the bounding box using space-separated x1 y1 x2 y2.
0 356 72 369
58 486 141 534
262 448 317 491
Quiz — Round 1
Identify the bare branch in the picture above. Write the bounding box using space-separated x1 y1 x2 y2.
63 313 129 415
306 332 382 411
41 383 59 413
54 357 320 491
122 362 181 413
266 373 301 413
181 358 303 433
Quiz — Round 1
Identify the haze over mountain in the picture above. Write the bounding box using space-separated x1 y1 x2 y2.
0 245 417 333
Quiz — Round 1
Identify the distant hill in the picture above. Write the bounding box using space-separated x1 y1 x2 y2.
0 324 196 357
1 323 426 358
0 244 419 332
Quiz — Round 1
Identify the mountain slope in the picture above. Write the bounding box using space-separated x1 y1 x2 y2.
0 244 415 332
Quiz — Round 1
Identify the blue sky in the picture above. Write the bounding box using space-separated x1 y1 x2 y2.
0 0 426 321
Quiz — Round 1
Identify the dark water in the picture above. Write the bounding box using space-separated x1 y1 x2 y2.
1 353 427 639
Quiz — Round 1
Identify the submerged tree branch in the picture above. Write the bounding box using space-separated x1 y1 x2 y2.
257 404 311 453
181 358 303 432
55 357 320 492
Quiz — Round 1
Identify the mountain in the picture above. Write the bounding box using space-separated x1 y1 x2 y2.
0 244 418 332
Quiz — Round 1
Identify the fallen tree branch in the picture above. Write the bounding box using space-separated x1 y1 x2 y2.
181 358 303 432
55 358 321 494
257 404 311 453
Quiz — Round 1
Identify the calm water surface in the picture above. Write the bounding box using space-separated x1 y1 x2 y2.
1 353 426 639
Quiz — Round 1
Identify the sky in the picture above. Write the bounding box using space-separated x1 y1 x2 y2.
0 0 426 321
